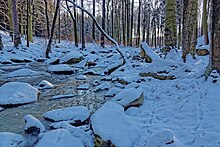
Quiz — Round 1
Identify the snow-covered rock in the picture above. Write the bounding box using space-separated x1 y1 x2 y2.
140 42 160 63
94 82 112 92
24 114 46 134
37 80 54 90
105 87 123 97
47 64 77 74
0 82 39 106
83 69 97 75
7 69 40 77
60 51 83 64
0 56 13 64
91 101 143 147
76 75 87 80
0 107 3 111
0 132 25 147
50 121 94 147
44 106 90 126
111 88 144 109
92 80 100 86
36 129 84 147
51 94 76 100
77 83 90 90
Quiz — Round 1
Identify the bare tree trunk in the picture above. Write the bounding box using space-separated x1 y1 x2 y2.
111 0 114 38
27 0 29 47
8 0 13 41
81 0 85 49
202 0 209 45
58 7 61 43
44 0 50 38
66 0 78 47
0 34 3 50
136 0 141 47
208 0 220 72
11 0 21 47
182 0 198 62
28 0 33 42
164 0 177 53
126 0 130 46
129 0 134 46
122 0 126 45
92 0 96 41
46 0 60 58
101 0 106 47
20 3 24 36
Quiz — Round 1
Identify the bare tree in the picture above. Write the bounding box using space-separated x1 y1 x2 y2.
11 0 21 47
0 34 3 50
81 0 85 49
101 0 106 47
46 0 61 58
44 0 50 38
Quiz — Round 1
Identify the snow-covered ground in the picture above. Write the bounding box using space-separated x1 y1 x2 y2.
0 32 220 147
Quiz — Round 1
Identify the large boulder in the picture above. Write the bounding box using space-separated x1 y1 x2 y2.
0 132 25 147
140 42 160 63
24 114 46 134
91 101 143 147
36 129 84 147
111 88 144 110
43 106 90 126
47 64 77 74
0 82 39 107
7 69 40 78
60 51 83 64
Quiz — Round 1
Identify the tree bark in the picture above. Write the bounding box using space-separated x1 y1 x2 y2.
164 0 177 52
46 0 60 58
0 34 3 50
11 0 21 47
202 0 209 45
101 0 106 47
209 0 220 72
129 0 134 46
182 0 198 62
136 0 141 47
92 0 96 41
122 0 126 45
126 0 130 46
8 0 13 41
27 0 29 47
28 0 33 42
44 0 50 38
81 0 85 49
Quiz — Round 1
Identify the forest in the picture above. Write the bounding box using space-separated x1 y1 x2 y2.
0 0 220 146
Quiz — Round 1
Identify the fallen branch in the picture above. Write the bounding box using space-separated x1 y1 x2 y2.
66 0 128 74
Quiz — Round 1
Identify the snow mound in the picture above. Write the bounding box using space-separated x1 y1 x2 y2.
43 106 90 125
24 114 46 134
0 82 39 106
47 64 77 74
91 101 143 147
146 129 177 147
0 132 25 147
37 80 54 90
36 129 84 147
77 83 90 90
76 75 87 80
0 55 13 64
50 121 93 147
105 87 122 97
60 51 83 64
7 69 40 77
94 82 112 92
111 88 144 107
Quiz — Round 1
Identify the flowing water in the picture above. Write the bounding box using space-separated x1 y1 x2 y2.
0 62 111 134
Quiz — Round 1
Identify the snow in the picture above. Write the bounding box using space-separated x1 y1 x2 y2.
111 87 144 107
94 82 112 92
43 106 90 123
7 69 40 77
24 114 46 133
77 83 90 90
59 50 83 64
91 101 143 147
50 121 93 147
47 64 77 74
37 80 54 90
76 75 87 80
36 129 84 147
0 132 25 147
51 94 76 100
105 87 122 97
141 42 160 60
0 82 39 106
